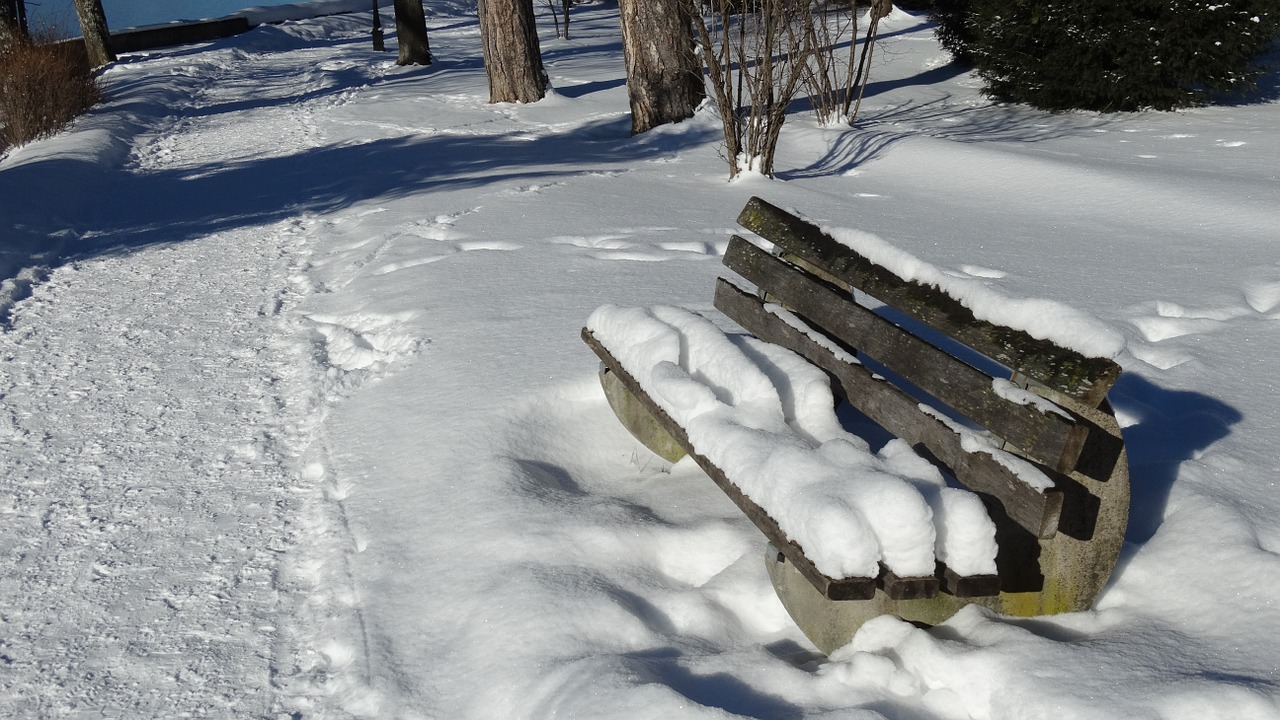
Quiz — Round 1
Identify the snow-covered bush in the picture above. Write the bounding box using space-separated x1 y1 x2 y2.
932 0 1280 111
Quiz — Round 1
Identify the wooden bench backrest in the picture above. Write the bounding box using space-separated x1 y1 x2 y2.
583 198 1128 607
716 198 1124 553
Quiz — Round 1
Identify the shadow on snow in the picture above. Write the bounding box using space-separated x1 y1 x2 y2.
0 106 715 292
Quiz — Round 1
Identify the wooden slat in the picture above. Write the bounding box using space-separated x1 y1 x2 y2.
714 278 1064 539
736 197 1122 408
939 564 1002 597
723 236 1091 475
879 566 940 600
582 328 879 601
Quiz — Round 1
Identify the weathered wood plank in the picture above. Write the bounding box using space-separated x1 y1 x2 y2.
714 278 1064 539
582 328 879 601
736 197 1122 408
939 565 1002 597
722 236 1092 475
879 567 940 601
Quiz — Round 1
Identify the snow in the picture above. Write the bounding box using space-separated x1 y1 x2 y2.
916 404 1055 494
587 304 998 578
989 377 1072 419
822 224 1128 359
2 3 1280 719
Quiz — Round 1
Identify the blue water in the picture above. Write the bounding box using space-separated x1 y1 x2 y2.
27 0 298 31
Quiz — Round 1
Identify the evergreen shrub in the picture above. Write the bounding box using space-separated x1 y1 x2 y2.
931 0 1280 111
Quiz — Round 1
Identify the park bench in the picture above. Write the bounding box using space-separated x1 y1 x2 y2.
581 197 1129 653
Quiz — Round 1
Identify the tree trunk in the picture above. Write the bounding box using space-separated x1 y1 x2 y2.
72 0 114 67
393 0 431 65
371 0 385 51
618 0 705 134
2 0 28 50
477 0 548 103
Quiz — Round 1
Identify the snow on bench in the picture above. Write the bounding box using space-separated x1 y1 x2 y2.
587 304 998 586
582 198 1130 650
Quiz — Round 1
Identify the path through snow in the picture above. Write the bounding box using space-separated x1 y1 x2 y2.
0 16 401 716
4 5 1280 720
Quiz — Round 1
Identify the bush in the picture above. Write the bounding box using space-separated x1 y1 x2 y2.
932 0 1280 112
0 34 101 151
928 0 977 65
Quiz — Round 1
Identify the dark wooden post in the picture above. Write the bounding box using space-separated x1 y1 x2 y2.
371 0 385 51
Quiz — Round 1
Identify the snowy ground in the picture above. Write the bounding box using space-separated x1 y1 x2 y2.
2 3 1279 718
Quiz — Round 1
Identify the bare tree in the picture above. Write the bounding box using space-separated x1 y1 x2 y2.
800 0 891 125
844 0 892 124
393 0 431 65
798 0 858 125
690 0 887 177
72 0 114 67
691 0 812 177
543 0 573 39
1 0 28 48
477 0 548 103
618 0 704 135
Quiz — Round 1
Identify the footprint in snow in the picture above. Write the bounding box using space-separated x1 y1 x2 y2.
498 182 567 196
1127 301 1241 343
1243 280 1280 314
1125 343 1194 371
552 229 725 261
550 234 636 250
955 265 1007 279
400 207 481 242
1122 296 1274 370
306 311 421 373
371 240 522 275
371 256 451 275
458 240 523 252
658 241 717 255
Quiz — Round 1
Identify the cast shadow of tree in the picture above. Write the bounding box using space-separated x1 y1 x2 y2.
781 95 1119 179
0 109 716 272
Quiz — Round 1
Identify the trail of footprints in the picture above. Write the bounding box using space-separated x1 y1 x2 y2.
547 229 730 261
1126 277 1280 370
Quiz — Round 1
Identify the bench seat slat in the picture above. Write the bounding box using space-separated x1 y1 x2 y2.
584 326 1002 601
736 197 1122 409
723 235 1091 475
582 327 878 601
939 566 1002 597
714 278 1064 539
879 567 941 600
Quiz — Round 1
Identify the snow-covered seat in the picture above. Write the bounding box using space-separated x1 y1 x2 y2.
581 197 1129 653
